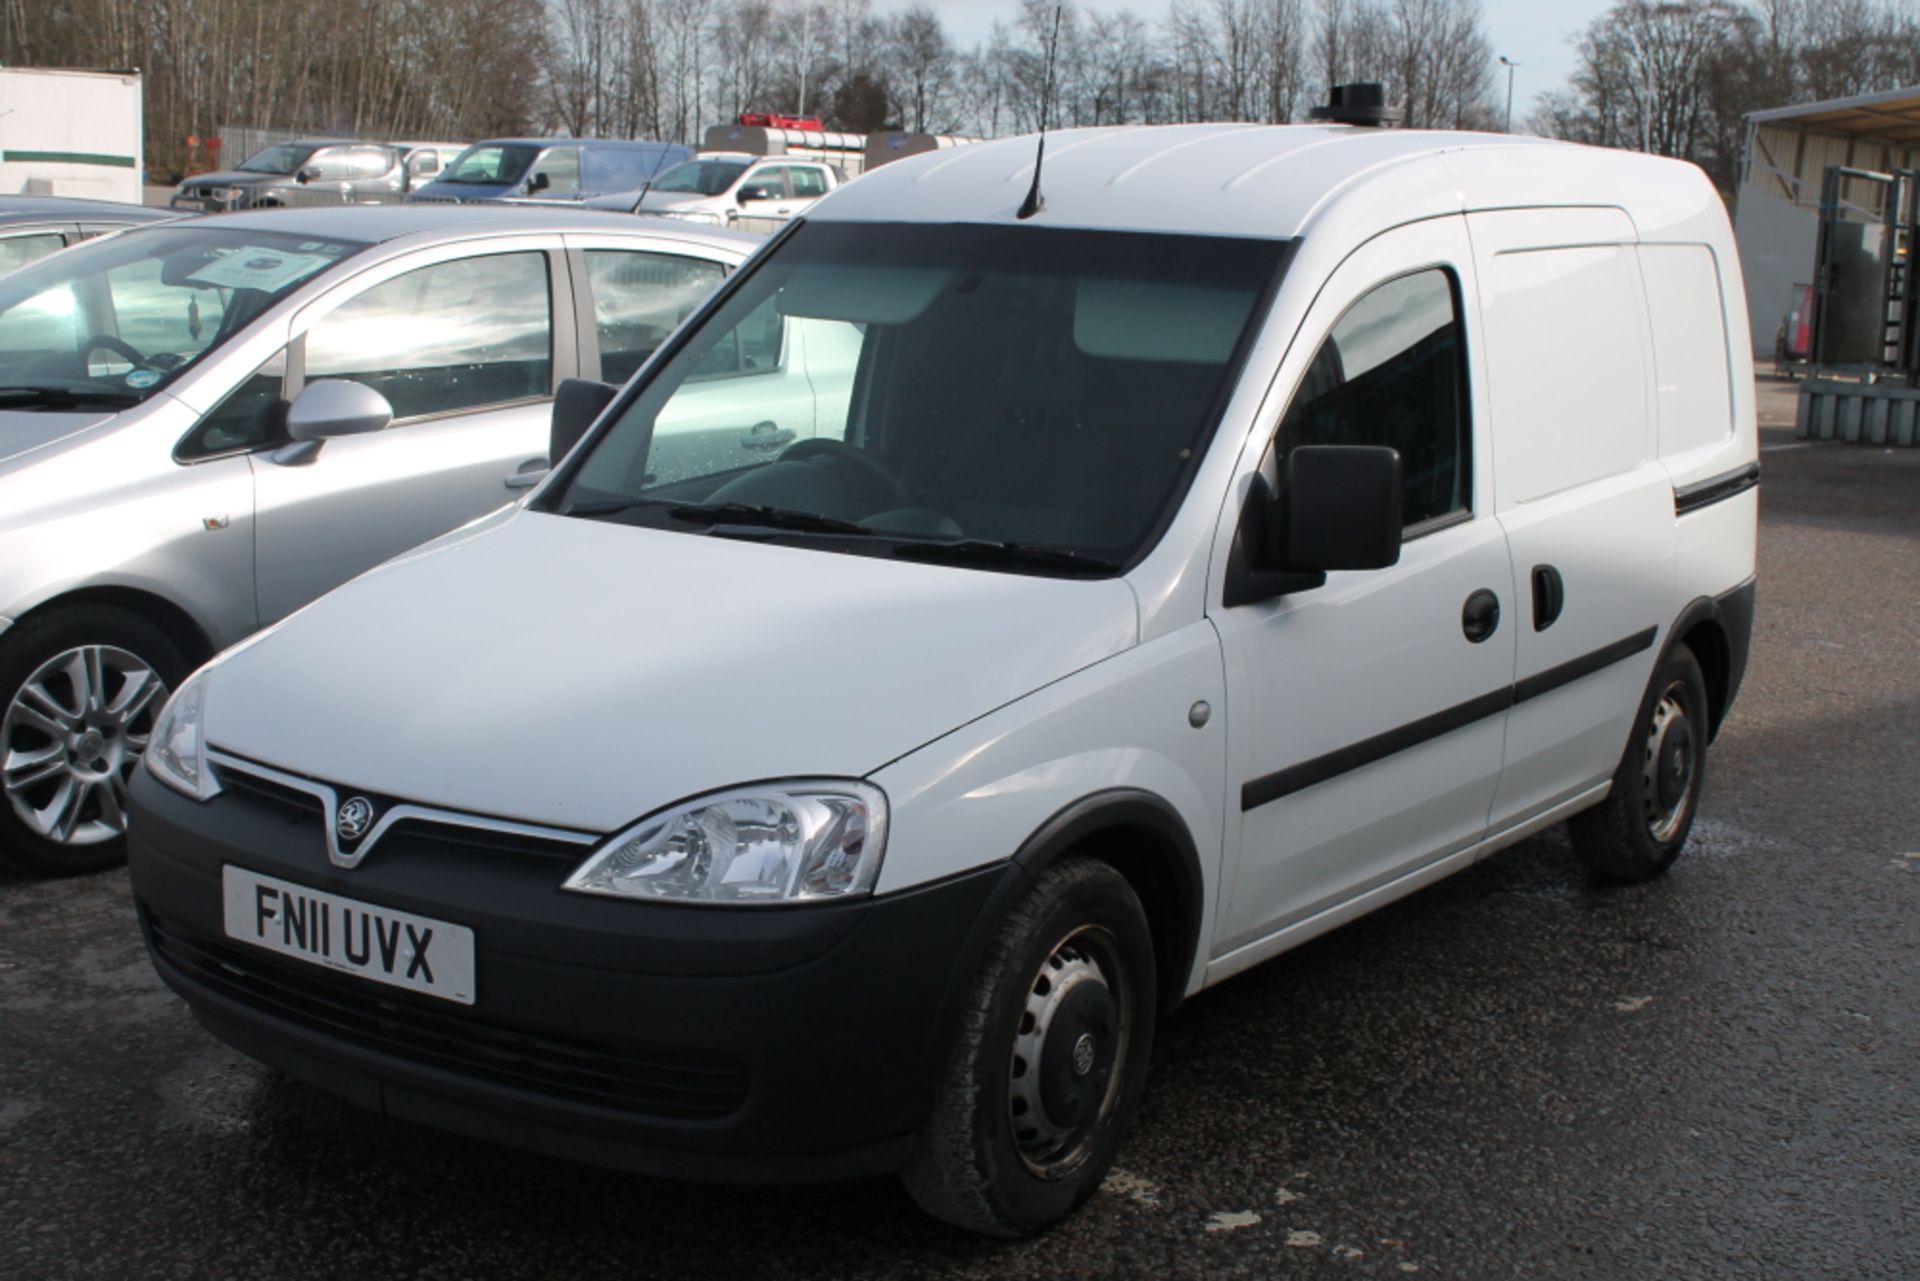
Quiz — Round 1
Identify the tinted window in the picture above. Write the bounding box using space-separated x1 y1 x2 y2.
305 252 552 419
586 250 725 384
442 145 539 185
0 233 66 274
1278 269 1468 529
652 160 749 196
177 351 287 460
535 148 581 195
558 223 1286 570
581 146 683 192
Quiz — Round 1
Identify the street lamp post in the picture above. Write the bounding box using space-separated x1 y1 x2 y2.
1499 55 1520 133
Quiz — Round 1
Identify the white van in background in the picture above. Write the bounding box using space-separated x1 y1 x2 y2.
127 120 1757 1237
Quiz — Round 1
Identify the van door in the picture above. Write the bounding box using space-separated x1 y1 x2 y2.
1461 209 1675 835
250 242 571 623
1211 216 1514 967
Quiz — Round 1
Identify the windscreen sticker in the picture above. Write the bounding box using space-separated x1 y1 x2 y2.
124 369 162 389
186 248 334 292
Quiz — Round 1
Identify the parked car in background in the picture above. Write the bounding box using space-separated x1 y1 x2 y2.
168 139 460 212
0 197 180 275
408 139 692 204
589 152 843 226
0 206 757 875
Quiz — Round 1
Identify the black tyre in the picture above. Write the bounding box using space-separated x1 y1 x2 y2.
901 856 1157 1237
0 607 190 877
1568 645 1711 882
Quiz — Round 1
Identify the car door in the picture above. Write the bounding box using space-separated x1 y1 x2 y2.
1209 216 1515 967
1461 208 1675 833
250 238 574 623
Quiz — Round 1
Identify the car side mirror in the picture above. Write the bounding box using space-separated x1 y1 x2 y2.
738 184 776 202
285 380 394 442
296 166 320 184
1282 445 1403 571
529 171 551 192
550 378 618 463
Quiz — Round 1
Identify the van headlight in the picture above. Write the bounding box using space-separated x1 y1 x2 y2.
143 670 220 801
563 781 887 905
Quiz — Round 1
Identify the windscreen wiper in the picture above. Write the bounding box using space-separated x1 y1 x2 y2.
889 538 1122 575
664 502 876 537
0 386 141 410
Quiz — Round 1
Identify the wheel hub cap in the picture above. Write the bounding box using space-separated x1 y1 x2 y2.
1007 928 1130 1178
3 645 166 847
1641 688 1696 844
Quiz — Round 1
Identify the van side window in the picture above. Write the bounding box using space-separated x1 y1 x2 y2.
536 149 581 195
304 252 552 420
1277 268 1469 529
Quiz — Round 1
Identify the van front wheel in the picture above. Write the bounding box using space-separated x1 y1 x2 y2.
901 856 1156 1236
1569 646 1710 881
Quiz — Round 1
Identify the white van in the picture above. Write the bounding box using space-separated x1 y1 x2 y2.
126 123 1758 1236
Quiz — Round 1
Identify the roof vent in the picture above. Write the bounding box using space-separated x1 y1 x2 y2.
1309 83 1402 128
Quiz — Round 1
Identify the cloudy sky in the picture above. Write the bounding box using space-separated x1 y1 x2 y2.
935 0 1614 122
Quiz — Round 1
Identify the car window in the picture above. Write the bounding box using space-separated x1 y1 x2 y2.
0 233 66 275
408 149 441 176
1276 268 1469 530
686 294 784 381
536 148 581 195
305 148 358 181
790 168 829 198
585 250 726 384
348 147 395 179
304 252 552 420
176 350 288 460
739 168 785 200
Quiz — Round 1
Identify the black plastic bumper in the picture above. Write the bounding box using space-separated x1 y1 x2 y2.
126 767 1015 1183
1716 575 1756 725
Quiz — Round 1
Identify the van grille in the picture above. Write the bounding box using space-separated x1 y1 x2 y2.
144 907 751 1120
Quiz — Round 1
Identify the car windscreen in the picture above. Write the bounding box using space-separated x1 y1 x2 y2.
0 226 367 409
650 160 750 196
546 221 1289 576
440 145 540 185
236 143 317 175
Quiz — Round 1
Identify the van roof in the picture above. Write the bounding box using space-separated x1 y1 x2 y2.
811 124 1714 242
170 203 762 251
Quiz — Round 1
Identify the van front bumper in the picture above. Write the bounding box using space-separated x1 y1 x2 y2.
126 767 1011 1183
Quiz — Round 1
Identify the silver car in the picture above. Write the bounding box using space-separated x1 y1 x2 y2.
0 206 758 874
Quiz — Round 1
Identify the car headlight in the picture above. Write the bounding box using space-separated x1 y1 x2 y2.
143 669 220 801
563 781 887 905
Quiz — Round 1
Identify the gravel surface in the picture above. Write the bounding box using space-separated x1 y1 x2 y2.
3 394 1915 1279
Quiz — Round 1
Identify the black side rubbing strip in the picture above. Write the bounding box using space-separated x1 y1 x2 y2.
1673 462 1759 515
1241 626 1660 812
1512 626 1656 706
1240 687 1511 811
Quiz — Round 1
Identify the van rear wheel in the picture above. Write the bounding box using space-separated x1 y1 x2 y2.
1568 646 1710 881
0 607 188 877
901 856 1156 1236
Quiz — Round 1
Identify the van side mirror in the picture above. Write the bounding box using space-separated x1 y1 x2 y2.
529 170 551 192
551 378 618 463
1283 445 1403 571
1225 444 1402 607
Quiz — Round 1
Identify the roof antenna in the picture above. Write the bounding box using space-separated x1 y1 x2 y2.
630 142 680 214
1017 5 1063 220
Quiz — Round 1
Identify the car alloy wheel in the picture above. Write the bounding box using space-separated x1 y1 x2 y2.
2 645 167 846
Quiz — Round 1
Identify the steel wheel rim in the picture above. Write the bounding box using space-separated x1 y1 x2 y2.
2 645 167 846
1007 924 1133 1179
1641 683 1697 845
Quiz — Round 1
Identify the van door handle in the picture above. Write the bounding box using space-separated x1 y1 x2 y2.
504 457 550 489
1531 564 1565 631
1461 589 1501 644
740 421 794 450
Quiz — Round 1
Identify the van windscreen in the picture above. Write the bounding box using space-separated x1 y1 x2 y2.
549 221 1289 576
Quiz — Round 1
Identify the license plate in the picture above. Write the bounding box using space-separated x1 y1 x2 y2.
221 866 475 1004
